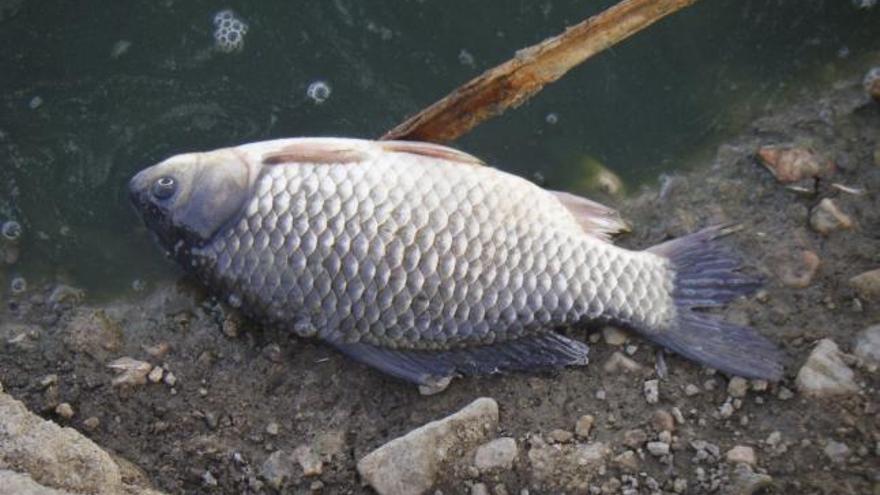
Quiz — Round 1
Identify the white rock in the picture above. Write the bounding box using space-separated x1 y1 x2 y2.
357 398 498 495
474 437 517 471
646 441 670 456
725 445 757 466
727 377 749 398
147 366 163 383
644 379 659 404
602 326 628 346
853 324 880 366
795 339 858 396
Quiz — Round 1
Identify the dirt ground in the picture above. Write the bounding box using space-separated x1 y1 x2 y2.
1 70 878 495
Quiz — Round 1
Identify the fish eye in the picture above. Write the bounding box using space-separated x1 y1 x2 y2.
152 176 177 200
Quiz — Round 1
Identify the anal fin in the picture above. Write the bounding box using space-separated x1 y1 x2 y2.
330 333 590 386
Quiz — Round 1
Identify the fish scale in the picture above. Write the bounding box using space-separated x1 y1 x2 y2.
195 151 672 349
130 137 783 384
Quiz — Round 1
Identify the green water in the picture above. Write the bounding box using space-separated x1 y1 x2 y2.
1 0 878 296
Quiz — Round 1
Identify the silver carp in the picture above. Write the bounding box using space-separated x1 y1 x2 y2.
129 138 782 387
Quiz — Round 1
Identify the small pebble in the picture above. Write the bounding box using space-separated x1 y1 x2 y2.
672 478 687 493
613 450 639 472
652 409 675 432
602 326 628 346
575 414 594 439
83 416 100 430
795 339 858 396
727 377 749 398
644 379 659 404
684 384 700 396
671 407 685 425
266 422 280 436
55 402 74 419
622 429 647 448
148 366 164 383
163 371 177 387
647 441 670 456
549 429 573 443
849 269 880 303
719 400 735 418
725 445 757 466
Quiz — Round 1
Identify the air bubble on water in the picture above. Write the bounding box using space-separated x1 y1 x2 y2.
212 9 248 53
852 0 876 8
131 279 146 292
228 294 242 308
28 96 42 110
306 81 332 104
545 113 559 125
837 46 850 59
2 220 21 241
10 276 26 294
110 40 132 59
458 49 475 67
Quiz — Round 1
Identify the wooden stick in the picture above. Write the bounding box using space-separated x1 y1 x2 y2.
382 0 699 143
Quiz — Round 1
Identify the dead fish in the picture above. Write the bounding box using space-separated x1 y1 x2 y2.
129 138 782 388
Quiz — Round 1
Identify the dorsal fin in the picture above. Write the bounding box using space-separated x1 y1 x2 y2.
379 140 485 166
550 190 630 242
262 141 370 165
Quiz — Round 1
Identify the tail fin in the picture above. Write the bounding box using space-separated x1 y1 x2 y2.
646 226 783 380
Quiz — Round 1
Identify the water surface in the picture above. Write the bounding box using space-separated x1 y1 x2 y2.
1 0 878 296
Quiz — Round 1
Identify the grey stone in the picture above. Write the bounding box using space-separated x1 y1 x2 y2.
646 442 670 457
850 269 880 302
357 398 498 495
795 339 858 396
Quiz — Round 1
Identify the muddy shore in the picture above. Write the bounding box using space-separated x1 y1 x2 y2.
1 69 878 494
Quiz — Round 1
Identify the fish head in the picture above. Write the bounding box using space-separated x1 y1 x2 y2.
129 148 255 256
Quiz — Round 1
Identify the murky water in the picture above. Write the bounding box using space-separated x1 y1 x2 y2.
1 0 878 296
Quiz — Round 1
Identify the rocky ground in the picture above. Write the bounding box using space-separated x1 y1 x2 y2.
1 67 879 495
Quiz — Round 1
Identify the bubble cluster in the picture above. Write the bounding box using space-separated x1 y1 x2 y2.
10 276 26 294
1 220 21 265
2 220 21 241
213 9 248 53
306 81 331 104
